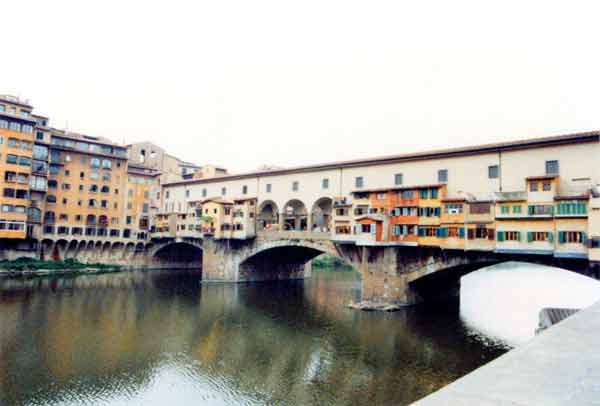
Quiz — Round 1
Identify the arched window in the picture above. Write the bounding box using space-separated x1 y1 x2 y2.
86 214 96 225
44 211 56 223
101 185 110 193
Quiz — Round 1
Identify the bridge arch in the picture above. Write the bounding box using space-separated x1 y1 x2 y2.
257 200 279 231
151 241 203 269
282 199 308 231
237 237 348 281
310 197 332 232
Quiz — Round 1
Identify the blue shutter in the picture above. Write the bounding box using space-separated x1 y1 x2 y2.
459 227 465 238
418 227 425 237
527 232 533 242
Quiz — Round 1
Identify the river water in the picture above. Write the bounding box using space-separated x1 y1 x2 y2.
0 269 506 406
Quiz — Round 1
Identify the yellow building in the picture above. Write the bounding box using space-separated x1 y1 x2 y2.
43 131 129 240
0 95 36 239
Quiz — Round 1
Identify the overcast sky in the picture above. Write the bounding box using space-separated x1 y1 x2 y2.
3 1 599 173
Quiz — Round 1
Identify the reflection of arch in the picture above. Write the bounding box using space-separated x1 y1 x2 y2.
65 240 78 258
282 199 308 231
135 242 145 253
311 197 333 232
257 200 279 231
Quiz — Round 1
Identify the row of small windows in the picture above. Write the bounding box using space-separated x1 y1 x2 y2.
165 160 561 199
1 137 32 150
51 137 127 157
46 195 117 208
47 181 113 194
0 119 34 134
0 104 29 117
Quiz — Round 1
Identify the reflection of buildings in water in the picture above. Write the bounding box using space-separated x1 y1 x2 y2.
0 271 504 406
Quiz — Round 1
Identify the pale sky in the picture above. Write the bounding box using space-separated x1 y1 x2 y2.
2 1 599 173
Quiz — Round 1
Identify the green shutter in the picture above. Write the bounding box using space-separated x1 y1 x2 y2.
419 190 427 199
547 232 553 243
527 232 533 242
558 231 564 244
431 189 438 199
418 227 425 237
459 227 465 238
581 232 587 244
517 231 521 241
528 206 534 215
434 207 440 217
497 231 504 242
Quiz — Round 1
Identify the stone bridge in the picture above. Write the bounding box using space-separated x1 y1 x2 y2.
182 231 591 305
36 231 592 306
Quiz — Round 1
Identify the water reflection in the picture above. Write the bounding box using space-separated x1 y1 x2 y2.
0 270 505 406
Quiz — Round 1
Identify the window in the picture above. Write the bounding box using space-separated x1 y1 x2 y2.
394 173 403 185
32 145 48 160
558 231 586 244
18 156 30 166
15 189 27 199
101 159 112 169
438 169 448 183
292 181 299 192
512 205 522 214
497 231 521 241
186 190 190 198
88 199 97 207
101 186 110 193
545 160 559 175
444 203 463 214
355 177 364 188
321 178 329 189
556 201 587 215
528 205 553 216
142 203 149 213
488 165 499 179
4 171 15 182
101 200 108 208
3 188 15 198
59 213 68 221
165 191 170 199
36 131 44 141
266 184 272 193
542 181 551 191
526 231 552 242
62 183 71 190
6 154 17 164
401 190 413 200
221 187 226 196
89 184 98 193
7 138 18 148
500 205 509 214
47 195 57 203
90 158 101 168
529 181 538 192
242 185 248 194
376 193 386 200
202 188 207 197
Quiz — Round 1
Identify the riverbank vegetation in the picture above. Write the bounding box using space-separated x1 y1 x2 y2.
0 257 121 272
311 254 354 271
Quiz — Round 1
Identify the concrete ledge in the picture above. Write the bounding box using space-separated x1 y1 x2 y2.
413 300 600 405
